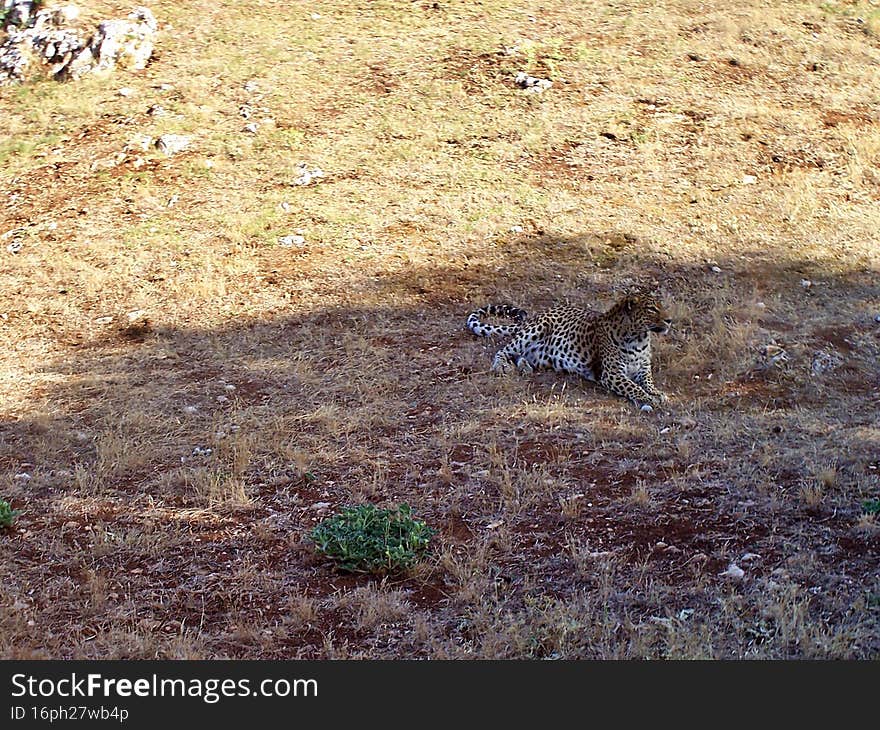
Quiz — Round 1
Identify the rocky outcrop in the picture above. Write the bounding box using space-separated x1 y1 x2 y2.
0 3 157 85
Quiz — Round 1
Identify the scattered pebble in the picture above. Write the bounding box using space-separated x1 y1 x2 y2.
801 278 812 289
94 316 114 325
14 473 31 481
742 174 758 184
710 265 722 274
279 234 306 248
740 552 761 563
192 446 212 457
640 404 654 413
310 502 331 510
239 104 253 119
659 426 671 434
6 241 22 254
279 201 291 212
166 194 179 207
515 71 552 93
117 87 134 97
509 225 524 233
678 608 695 620
146 104 166 117
720 563 745 581
243 122 259 134
183 405 198 415
216 395 229 404
243 80 259 93
686 53 706 62
126 309 147 323
292 163 325 186
224 384 236 392
873 314 880 323
486 519 505 530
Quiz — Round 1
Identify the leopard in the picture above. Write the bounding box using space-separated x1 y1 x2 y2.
466 291 672 410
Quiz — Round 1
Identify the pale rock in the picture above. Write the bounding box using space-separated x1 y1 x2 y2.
515 71 552 93
154 134 191 156
720 563 745 581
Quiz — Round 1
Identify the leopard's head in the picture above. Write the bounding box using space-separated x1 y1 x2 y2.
619 291 672 335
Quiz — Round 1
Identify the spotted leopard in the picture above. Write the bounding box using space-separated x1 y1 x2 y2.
467 291 672 410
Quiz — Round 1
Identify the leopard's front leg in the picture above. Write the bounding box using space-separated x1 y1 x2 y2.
633 367 668 405
600 368 664 410
492 336 527 374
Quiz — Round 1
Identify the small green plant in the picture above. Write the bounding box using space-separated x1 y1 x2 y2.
862 498 880 515
309 503 434 573
0 499 20 529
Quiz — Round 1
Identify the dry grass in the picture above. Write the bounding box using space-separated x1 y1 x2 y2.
0 0 878 659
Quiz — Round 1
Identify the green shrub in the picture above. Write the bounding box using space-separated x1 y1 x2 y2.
309 503 434 573
0 499 20 529
863 498 880 515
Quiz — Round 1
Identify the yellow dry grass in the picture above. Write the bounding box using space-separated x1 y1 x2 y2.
0 0 878 658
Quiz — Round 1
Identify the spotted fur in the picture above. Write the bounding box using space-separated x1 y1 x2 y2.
466 291 672 409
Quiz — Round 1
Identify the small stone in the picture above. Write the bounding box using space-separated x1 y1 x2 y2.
117 87 134 97
279 234 306 248
6 241 22 254
514 71 552 93
801 279 812 289
183 405 198 415
710 265 722 273
224 384 236 392
146 104 166 117
487 519 505 530
279 201 290 212
740 552 761 563
14 473 31 481
94 316 114 325
243 122 259 134
243 80 259 93
158 83 173 92
310 501 331 510
54 5 81 25
742 174 758 184
874 314 880 323
126 309 147 323
192 446 212 457
154 134 192 156
510 225 524 233
686 53 705 62
640 404 654 413
216 395 229 403
720 563 745 581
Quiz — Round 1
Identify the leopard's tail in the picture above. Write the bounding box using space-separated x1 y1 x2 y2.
466 304 528 337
